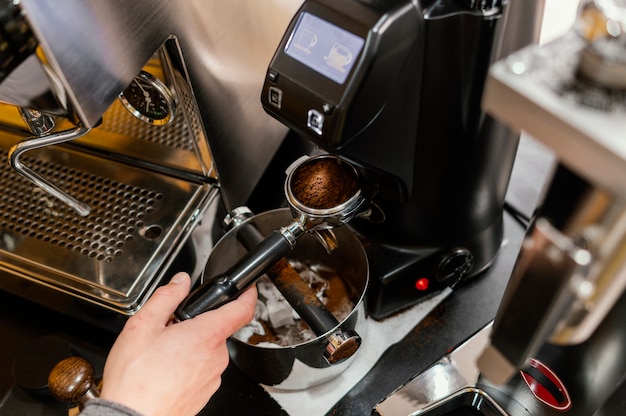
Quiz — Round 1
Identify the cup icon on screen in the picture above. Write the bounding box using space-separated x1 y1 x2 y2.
324 43 352 73
294 29 317 54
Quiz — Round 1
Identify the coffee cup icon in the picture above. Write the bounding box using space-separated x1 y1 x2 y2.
294 29 317 54
324 43 352 73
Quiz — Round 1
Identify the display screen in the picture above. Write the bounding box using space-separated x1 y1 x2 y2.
285 12 365 85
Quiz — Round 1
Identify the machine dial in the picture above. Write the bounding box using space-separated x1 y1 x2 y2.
119 70 176 125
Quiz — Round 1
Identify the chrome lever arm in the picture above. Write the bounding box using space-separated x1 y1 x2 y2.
8 120 92 216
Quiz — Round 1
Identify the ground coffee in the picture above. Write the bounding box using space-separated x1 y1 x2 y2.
291 158 359 210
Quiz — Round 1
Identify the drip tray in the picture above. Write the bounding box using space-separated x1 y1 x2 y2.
0 134 218 315
417 388 508 416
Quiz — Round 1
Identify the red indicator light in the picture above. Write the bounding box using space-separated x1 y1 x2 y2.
415 277 429 291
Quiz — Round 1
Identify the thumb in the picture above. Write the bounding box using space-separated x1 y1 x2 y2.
133 272 191 329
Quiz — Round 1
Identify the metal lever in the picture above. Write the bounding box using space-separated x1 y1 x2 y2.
9 109 91 216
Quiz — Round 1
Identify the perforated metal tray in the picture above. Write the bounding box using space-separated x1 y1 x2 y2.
0 129 218 315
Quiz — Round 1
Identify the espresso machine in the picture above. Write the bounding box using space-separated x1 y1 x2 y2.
260 0 545 318
374 1 626 414
0 0 546 326
0 0 301 330
477 0 626 413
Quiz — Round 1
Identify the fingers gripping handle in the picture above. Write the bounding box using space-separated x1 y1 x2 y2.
174 230 293 321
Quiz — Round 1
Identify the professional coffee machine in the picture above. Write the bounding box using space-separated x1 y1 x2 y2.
375 1 626 414
260 0 545 318
0 0 301 329
0 0 547 327
477 1 626 413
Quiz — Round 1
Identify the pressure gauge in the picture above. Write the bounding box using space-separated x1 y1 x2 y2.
119 70 176 125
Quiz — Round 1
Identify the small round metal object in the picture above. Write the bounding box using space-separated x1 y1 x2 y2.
119 70 176 125
324 330 362 364
48 356 100 408
575 0 626 89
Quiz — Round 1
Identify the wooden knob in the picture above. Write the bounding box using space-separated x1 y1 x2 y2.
48 356 100 409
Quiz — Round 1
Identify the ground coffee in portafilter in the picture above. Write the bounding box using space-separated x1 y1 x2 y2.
291 158 359 210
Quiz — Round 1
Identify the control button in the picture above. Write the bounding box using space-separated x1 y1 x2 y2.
322 103 334 114
267 69 279 82
307 109 324 135
436 248 473 287
268 87 283 109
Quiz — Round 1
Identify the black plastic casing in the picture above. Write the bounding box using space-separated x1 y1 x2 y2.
262 0 519 318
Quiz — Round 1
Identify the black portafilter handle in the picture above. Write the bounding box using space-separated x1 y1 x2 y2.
174 216 361 364
174 229 292 321
236 222 342 336
236 222 362 364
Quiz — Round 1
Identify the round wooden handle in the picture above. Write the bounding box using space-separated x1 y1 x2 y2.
48 356 99 407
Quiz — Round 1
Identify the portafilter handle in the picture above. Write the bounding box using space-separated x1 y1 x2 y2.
174 222 304 321
48 356 100 410
175 154 367 322
174 155 366 363
234 216 361 364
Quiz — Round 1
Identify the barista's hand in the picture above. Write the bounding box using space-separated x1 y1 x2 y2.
99 272 257 416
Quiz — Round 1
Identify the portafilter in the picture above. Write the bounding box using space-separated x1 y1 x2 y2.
174 154 370 364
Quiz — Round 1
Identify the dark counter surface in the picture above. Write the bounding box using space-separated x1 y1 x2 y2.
0 136 551 415
0 207 526 416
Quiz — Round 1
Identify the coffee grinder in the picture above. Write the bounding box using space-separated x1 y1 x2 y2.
261 0 546 318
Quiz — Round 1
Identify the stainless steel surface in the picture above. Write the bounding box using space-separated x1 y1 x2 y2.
209 208 368 390
178 154 371 319
410 388 509 416
19 108 54 136
223 210 361 365
0 49 222 315
374 323 493 415
285 154 369 232
0 0 303 315
283 154 370 253
483 32 626 196
0 127 219 314
13 0 299 210
323 329 361 365
477 219 593 384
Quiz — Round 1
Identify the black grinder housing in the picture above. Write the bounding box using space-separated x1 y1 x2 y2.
261 0 536 318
